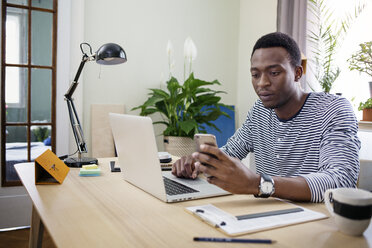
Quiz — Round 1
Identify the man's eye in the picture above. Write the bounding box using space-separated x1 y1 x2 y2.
271 71 280 76
251 73 259 78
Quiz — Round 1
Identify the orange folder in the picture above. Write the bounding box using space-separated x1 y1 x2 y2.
35 149 70 185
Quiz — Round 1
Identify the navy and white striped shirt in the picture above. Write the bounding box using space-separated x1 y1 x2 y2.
221 92 361 202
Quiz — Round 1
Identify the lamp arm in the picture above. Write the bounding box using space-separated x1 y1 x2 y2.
66 95 88 154
64 55 90 154
64 55 89 100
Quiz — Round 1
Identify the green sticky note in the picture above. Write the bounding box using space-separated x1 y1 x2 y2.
79 168 101 175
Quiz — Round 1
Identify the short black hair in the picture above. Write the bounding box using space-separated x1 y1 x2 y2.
251 32 301 68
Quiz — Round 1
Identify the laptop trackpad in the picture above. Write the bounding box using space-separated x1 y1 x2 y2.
162 171 220 190
162 171 230 202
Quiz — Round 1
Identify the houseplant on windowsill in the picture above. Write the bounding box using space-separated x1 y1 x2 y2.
348 41 372 121
358 98 372 121
132 37 232 157
348 41 372 97
31 121 51 142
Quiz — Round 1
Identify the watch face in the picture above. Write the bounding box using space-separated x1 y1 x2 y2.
261 181 273 193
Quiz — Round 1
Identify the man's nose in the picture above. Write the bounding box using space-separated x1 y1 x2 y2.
257 74 270 87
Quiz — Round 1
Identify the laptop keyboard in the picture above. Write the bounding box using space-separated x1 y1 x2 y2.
163 177 199 196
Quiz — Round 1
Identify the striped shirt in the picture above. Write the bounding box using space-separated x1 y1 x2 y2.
221 92 361 202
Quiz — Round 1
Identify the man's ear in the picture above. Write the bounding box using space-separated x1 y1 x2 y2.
294 66 303 82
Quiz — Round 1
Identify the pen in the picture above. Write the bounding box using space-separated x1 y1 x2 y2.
193 237 275 244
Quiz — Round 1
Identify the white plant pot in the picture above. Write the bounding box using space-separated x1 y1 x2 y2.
163 136 195 157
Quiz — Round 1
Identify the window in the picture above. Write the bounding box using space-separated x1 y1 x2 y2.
306 0 372 120
5 8 27 107
1 0 57 186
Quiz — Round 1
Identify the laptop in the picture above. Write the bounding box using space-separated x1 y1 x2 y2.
109 113 229 202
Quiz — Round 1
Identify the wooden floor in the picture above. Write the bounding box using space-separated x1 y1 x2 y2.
0 228 56 248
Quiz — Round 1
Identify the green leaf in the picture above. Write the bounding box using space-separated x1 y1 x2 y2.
150 88 169 98
307 0 365 92
132 72 234 138
179 119 198 135
359 98 372 110
139 108 159 116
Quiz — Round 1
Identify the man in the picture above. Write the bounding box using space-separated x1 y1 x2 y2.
172 32 361 203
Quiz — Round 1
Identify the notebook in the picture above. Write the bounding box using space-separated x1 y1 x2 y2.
109 113 229 203
186 198 327 236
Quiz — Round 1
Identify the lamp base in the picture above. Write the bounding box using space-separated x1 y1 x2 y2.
64 157 98 168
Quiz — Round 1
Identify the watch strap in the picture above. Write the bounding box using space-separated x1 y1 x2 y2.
261 173 272 182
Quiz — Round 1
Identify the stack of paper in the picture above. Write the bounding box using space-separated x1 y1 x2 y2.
79 164 100 177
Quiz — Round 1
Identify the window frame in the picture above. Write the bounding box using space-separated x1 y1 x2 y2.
1 0 58 186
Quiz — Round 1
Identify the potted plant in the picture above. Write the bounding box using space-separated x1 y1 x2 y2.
31 125 51 142
307 0 364 93
358 98 372 121
348 41 372 97
132 38 232 157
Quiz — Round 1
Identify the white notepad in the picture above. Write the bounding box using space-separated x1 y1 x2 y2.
186 203 327 236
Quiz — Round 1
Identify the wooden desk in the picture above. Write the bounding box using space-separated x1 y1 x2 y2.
15 158 372 248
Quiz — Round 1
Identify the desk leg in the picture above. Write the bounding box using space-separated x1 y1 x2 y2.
29 205 44 248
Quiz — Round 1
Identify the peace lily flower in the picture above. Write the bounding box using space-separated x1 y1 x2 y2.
165 37 198 81
166 40 173 57
183 37 197 81
183 37 197 61
133 37 230 140
166 40 175 78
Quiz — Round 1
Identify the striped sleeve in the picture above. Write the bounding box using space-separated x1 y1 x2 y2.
300 98 361 202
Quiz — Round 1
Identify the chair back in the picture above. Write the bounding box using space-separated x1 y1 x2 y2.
91 104 125 157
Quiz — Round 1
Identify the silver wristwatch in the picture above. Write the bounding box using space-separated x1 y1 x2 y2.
256 174 275 198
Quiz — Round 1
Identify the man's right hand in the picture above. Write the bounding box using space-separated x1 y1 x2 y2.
172 155 199 179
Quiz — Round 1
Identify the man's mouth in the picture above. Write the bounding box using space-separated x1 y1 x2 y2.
258 92 274 101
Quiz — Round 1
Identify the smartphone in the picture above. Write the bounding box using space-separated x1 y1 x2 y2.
194 134 218 177
194 133 218 151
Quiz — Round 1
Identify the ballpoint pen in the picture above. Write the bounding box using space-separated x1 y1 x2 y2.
193 237 275 244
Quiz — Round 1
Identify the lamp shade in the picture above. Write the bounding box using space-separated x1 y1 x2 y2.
96 43 127 65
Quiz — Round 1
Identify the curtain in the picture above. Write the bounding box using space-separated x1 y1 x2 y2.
277 0 308 89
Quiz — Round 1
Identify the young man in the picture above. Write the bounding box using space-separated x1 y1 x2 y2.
172 32 361 203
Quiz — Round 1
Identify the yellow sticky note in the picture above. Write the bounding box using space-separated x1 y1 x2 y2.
82 164 98 170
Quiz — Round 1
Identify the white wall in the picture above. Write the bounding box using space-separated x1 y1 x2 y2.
236 0 277 126
57 0 73 156
81 0 241 152
66 0 85 154
77 0 278 153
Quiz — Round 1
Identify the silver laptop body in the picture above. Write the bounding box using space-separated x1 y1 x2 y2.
109 113 229 202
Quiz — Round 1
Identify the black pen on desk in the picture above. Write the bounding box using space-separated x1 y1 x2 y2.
193 237 275 244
